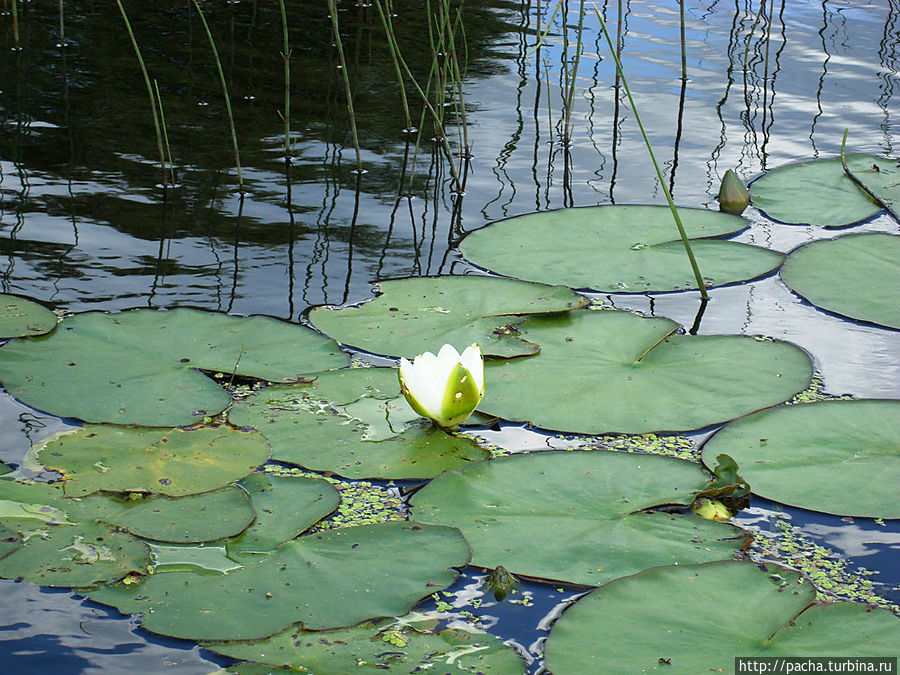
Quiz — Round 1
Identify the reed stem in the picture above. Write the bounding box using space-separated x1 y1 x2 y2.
153 78 175 186
191 0 244 194
277 0 292 159
116 0 168 192
327 0 363 174
595 7 709 300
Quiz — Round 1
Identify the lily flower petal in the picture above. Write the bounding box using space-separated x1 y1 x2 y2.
397 343 485 428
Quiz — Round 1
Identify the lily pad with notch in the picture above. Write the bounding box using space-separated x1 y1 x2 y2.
478 308 812 435
781 233 900 330
308 276 587 359
544 560 900 673
229 367 489 479
206 613 526 673
411 450 747 586
459 205 783 293
0 307 348 426
750 155 889 227
87 521 470 641
226 472 340 557
79 486 256 544
36 425 271 497
0 294 57 338
701 399 900 518
0 478 151 587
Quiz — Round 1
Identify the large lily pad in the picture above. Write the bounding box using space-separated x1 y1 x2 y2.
0 478 151 587
411 451 746 586
0 308 348 426
37 425 270 497
229 368 489 479
479 309 812 434
88 521 470 641
845 154 900 219
0 294 56 337
207 614 525 673
545 561 900 673
701 400 900 518
309 276 587 359
0 523 22 559
750 155 887 227
459 205 783 293
226 472 340 557
781 233 900 330
81 486 256 544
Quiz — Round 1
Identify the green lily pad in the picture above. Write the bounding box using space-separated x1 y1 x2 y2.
479 309 812 434
845 154 900 220
0 523 22 560
545 561 900 673
750 155 885 227
781 233 900 330
37 425 271 497
0 308 348 426
0 478 151 587
0 478 150 586
309 276 587 359
88 521 470 641
701 400 900 518
207 614 526 673
0 520 150 587
411 451 746 586
0 294 57 337
226 473 340 557
229 368 489 479
81 486 256 544
459 205 783 293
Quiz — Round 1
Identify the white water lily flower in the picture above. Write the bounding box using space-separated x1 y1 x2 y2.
398 343 484 428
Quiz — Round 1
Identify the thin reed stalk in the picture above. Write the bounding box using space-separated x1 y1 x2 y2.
277 0 292 159
373 0 413 132
373 0 465 192
678 0 687 81
191 0 244 194
58 0 65 47
153 79 175 185
116 0 169 191
595 7 709 300
562 0 585 146
327 0 363 173
11 0 19 50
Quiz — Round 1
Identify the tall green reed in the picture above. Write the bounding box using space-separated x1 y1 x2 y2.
373 0 469 194
594 7 709 300
277 0 292 161
327 0 363 174
191 0 244 194
116 0 171 191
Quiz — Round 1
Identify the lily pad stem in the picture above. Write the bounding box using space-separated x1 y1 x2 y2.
594 8 708 300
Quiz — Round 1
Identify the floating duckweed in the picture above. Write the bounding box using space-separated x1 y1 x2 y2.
786 372 853 404
751 518 898 614
587 433 697 461
263 464 405 531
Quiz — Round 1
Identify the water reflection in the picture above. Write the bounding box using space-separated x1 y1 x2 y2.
0 1 898 672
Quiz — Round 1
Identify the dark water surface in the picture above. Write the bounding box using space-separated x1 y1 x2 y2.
1 1 898 672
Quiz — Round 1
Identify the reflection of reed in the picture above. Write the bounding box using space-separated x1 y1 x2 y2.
876 2 898 149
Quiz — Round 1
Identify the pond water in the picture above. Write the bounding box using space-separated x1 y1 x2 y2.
0 1 898 673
